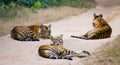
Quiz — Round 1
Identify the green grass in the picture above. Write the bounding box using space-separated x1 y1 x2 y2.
0 0 96 21
0 0 96 8
40 0 96 8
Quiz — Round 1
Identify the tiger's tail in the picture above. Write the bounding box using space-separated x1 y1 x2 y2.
70 35 83 39
64 50 90 60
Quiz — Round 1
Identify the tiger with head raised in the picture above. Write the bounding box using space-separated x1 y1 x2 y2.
11 24 51 41
38 34 90 60
71 13 112 40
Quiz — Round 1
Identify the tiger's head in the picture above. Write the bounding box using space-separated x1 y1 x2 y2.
39 24 51 39
50 34 63 45
93 13 108 28
30 24 51 39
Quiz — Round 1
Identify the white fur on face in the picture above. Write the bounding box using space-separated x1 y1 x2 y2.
38 28 41 33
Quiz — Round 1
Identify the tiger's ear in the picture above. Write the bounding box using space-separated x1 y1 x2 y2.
60 34 63 38
48 24 51 30
40 24 44 27
50 36 54 40
99 14 103 17
93 13 96 17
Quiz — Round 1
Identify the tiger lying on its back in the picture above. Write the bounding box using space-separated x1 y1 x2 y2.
38 34 90 60
11 24 51 41
71 13 112 40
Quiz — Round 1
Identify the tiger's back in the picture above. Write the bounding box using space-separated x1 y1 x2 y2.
88 25 112 39
71 13 112 40
11 26 35 41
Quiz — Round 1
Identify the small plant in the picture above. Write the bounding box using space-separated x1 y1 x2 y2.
0 4 17 21
32 1 41 9
31 1 42 13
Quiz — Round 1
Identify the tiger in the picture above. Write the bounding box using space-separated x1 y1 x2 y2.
11 24 51 41
38 34 90 60
71 13 112 40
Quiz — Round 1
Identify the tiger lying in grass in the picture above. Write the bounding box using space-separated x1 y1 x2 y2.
38 34 90 60
71 13 112 40
11 24 51 41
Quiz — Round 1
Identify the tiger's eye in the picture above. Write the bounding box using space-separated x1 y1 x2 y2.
40 29 45 34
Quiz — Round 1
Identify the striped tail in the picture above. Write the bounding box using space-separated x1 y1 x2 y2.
71 35 83 39
64 50 90 60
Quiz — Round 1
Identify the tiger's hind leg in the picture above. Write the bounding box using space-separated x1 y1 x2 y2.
32 35 39 41
79 32 97 40
17 37 32 41
16 37 25 41
17 35 36 41
15 33 27 41
61 54 74 60
80 31 94 40
86 34 97 39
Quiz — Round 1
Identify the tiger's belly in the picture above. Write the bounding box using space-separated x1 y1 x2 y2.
38 45 66 58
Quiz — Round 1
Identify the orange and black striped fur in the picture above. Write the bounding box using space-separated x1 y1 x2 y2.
38 34 90 60
71 13 112 40
11 24 51 41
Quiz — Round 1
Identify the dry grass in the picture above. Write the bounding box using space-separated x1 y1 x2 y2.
0 6 87 37
82 35 120 65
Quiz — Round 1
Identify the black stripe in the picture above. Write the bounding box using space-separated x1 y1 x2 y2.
17 31 25 37
100 29 104 38
103 27 108 38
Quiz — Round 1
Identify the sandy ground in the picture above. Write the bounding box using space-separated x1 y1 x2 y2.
0 5 120 65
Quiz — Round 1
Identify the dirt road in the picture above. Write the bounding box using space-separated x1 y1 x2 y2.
0 6 120 65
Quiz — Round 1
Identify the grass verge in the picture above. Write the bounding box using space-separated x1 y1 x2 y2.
0 6 87 37
83 35 120 65
0 0 96 37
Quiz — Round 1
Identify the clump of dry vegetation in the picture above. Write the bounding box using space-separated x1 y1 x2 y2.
83 35 120 65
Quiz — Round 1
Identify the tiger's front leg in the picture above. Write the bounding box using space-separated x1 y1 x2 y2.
32 36 39 41
27 31 39 41
79 31 91 39
17 37 26 41
86 33 97 39
41 50 59 59
81 31 96 40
